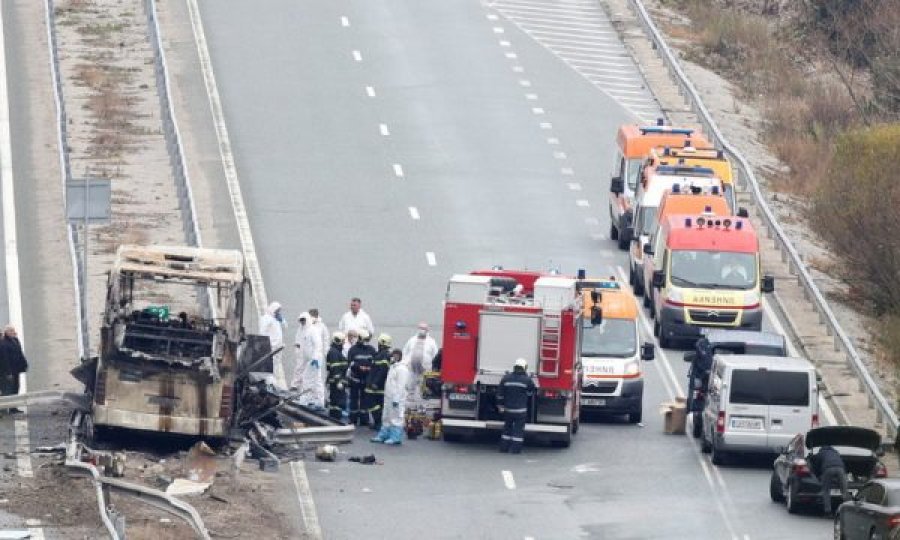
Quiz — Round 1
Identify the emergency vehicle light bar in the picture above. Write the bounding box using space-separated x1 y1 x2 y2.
656 165 715 176
639 126 694 136
692 216 742 229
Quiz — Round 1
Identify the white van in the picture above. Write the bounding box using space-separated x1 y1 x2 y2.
700 354 818 465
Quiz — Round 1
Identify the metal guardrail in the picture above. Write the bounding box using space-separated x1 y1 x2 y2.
44 0 86 360
628 0 900 438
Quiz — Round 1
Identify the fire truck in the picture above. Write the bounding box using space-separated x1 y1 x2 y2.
439 269 583 447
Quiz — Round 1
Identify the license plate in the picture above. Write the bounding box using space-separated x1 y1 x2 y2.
730 417 763 430
448 393 476 402
582 398 606 406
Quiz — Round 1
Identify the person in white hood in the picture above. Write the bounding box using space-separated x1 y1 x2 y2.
402 322 439 407
291 312 326 409
259 302 285 379
371 349 409 445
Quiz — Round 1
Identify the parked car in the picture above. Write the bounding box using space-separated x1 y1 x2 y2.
700 354 818 465
685 329 787 438
834 479 900 540
771 426 887 514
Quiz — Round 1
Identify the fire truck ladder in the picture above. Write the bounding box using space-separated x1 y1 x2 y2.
539 310 561 377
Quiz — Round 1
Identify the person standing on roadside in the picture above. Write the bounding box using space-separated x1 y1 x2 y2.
0 325 28 414
326 332 349 420
338 297 374 336
371 348 409 445
347 329 376 426
291 312 326 409
308 308 330 361
497 358 534 454
364 334 392 431
402 322 439 407
259 301 285 365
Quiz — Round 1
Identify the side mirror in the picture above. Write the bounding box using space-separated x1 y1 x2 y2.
641 342 655 361
642 243 653 256
610 176 624 194
761 274 775 293
652 270 665 288
737 207 749 218
684 351 697 363
590 306 603 326
590 290 599 304
622 227 634 245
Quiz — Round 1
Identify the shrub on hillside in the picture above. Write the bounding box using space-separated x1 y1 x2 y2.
810 124 900 315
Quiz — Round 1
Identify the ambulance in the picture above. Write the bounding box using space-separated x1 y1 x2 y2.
643 145 740 213
645 215 775 348
631 188 730 297
577 278 654 423
608 121 709 249
626 168 724 299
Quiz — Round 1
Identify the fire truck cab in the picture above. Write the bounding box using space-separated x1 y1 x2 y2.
578 277 654 423
440 270 582 447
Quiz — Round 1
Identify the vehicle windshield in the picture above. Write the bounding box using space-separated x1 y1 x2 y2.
626 159 643 191
670 250 757 290
637 206 658 236
582 318 636 358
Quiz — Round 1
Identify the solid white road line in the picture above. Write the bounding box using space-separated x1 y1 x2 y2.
340 16 349 27
2 0 34 487
502 470 516 490
186 1 320 537
379 123 390 136
393 163 404 178
426 252 437 266
352 50 362 62
408 207 420 220
365 85 376 97
291 462 323 538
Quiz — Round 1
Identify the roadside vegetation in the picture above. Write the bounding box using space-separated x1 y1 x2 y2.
658 0 900 366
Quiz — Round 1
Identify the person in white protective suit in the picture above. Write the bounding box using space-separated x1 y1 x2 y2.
402 322 439 407
291 312 326 409
259 302 285 375
370 349 409 445
308 308 330 360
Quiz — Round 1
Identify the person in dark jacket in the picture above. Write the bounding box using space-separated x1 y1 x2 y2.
0 325 28 413
497 358 535 454
347 329 376 426
326 331 349 421
364 334 392 431
811 445 848 515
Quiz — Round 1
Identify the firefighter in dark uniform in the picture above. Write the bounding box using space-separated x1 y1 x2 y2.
497 358 535 454
326 331 349 421
348 329 376 426
364 334 393 431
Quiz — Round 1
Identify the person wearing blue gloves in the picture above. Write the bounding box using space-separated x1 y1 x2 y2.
371 348 409 445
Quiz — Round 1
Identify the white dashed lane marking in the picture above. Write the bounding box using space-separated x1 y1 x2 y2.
393 163 404 178
379 123 390 136
340 16 349 27
493 26 505 34
499 40 511 47
505 52 518 59
525 93 538 100
365 86 376 98
426 252 437 266
352 50 362 62
502 470 516 490
531 107 545 115
547 137 559 145
553 151 567 159
408 207 420 220
519 79 532 87
539 122 552 130
567 182 582 191
512 66 525 73
576 199 589 207
561 167 573 175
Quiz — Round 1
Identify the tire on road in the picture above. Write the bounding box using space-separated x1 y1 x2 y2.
711 441 727 466
770 471 785 503
691 413 703 439
786 480 803 514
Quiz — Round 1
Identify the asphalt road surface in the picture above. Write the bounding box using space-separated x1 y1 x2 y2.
197 1 833 538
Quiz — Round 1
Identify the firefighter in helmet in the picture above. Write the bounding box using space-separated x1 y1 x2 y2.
497 358 535 454
348 329 376 426
364 333 393 431
326 331 348 421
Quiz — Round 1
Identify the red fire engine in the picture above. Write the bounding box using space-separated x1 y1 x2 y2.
440 269 583 447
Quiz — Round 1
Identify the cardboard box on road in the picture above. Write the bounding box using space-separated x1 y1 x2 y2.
660 397 687 435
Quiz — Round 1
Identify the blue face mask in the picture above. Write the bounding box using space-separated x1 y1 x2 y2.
275 312 284 323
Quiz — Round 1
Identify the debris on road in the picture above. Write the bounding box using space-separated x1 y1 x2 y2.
165 478 211 497
348 455 378 465
315 445 338 462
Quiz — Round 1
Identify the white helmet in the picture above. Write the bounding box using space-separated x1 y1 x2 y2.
332 331 345 344
357 329 371 341
514 358 528 369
